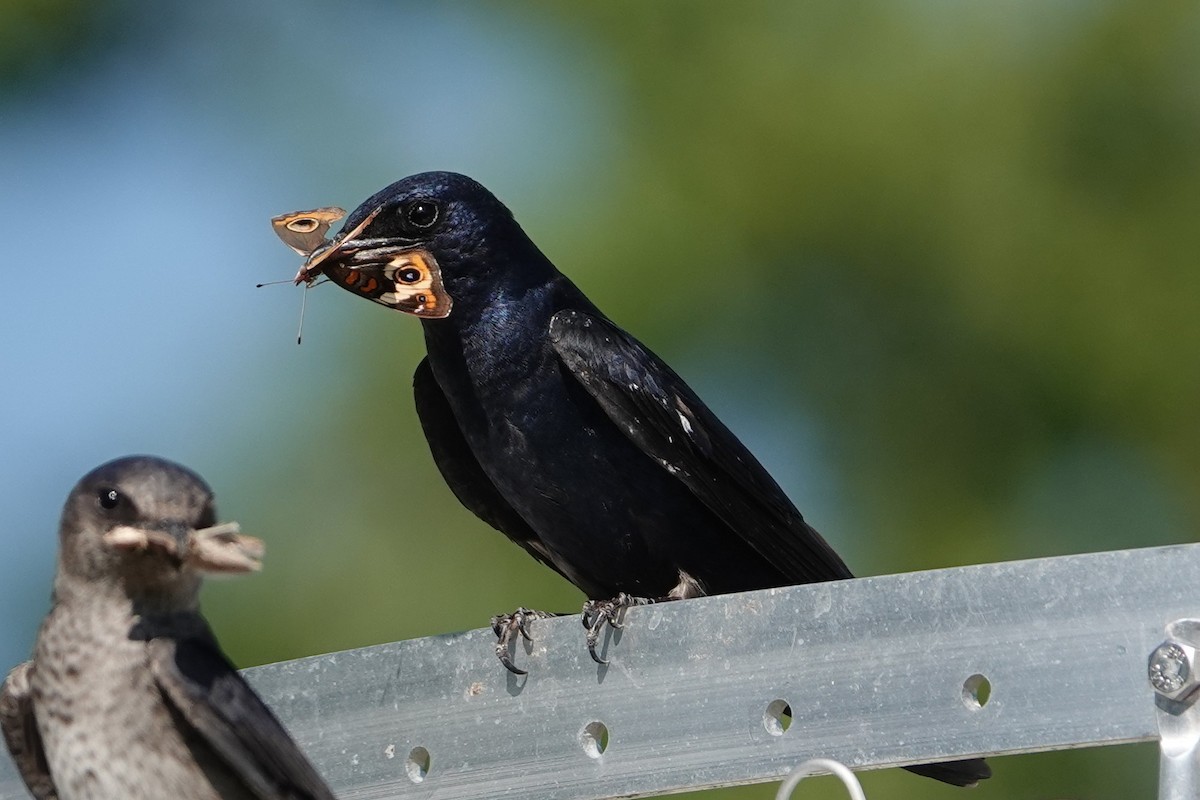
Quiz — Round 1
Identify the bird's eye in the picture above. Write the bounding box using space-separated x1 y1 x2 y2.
97 488 123 510
397 267 421 284
404 200 440 229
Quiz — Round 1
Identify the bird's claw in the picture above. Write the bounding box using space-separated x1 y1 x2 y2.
490 607 555 675
581 593 654 665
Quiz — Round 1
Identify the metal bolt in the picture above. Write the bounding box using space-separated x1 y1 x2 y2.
1149 640 1200 700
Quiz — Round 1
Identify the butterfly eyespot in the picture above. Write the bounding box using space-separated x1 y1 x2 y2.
397 267 422 284
286 218 320 233
97 488 123 510
404 200 440 229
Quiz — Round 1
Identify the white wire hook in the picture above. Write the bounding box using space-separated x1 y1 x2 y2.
775 758 867 800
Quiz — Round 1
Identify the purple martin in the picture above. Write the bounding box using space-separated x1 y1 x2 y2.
0 456 336 800
277 173 989 787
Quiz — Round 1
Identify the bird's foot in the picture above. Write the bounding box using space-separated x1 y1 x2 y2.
581 593 657 665
490 607 558 675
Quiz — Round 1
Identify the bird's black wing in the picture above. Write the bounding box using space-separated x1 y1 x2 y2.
147 630 336 800
0 662 58 800
549 310 852 584
413 356 572 580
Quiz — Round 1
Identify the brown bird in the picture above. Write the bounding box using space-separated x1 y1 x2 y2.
0 456 336 800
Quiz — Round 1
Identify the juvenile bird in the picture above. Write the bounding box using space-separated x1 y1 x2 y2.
275 173 989 787
0 456 336 800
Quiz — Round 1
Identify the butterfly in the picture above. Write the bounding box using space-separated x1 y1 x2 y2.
271 206 452 319
270 206 346 257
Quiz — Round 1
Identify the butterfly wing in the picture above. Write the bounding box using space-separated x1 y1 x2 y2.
270 208 346 257
322 249 452 319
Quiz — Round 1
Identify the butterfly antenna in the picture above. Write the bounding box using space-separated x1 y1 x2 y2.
256 278 294 288
296 283 309 345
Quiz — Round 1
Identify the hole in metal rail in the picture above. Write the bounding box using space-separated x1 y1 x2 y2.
764 699 793 735
405 746 431 782
580 721 610 758
962 674 991 709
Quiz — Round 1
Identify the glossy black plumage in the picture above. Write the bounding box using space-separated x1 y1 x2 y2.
312 172 989 787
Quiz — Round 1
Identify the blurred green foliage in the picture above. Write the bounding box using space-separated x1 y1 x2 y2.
6 1 1198 798
0 0 127 88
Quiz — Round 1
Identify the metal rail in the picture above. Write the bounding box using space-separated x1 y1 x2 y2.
3 543 1198 799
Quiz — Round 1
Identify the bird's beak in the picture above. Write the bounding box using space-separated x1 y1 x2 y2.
291 205 387 286
104 522 190 560
102 521 263 575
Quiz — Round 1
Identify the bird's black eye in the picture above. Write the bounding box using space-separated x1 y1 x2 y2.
97 488 123 510
397 267 421 284
404 200 440 230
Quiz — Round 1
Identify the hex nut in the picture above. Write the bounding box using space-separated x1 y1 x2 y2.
1149 640 1199 700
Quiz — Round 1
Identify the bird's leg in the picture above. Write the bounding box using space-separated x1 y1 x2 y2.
581 593 662 665
490 607 560 675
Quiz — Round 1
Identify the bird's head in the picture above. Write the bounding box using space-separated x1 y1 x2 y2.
57 456 263 602
276 171 554 321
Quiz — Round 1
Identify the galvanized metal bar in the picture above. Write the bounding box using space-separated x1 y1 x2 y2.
3 543 1198 800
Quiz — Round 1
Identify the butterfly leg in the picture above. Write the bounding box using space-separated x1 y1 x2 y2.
490 607 560 675
581 593 664 665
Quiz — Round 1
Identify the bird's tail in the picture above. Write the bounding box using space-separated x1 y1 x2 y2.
903 757 992 787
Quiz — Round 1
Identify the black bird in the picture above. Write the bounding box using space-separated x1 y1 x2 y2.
0 456 336 800
275 172 989 787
